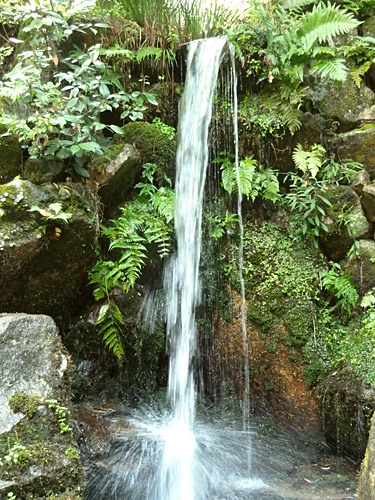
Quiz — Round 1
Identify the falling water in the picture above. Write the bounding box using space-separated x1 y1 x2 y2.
161 37 229 500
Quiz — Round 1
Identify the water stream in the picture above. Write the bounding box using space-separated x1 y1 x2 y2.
85 38 358 500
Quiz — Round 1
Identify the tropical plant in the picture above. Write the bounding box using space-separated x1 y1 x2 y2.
343 36 375 87
361 290 375 338
217 154 280 203
231 1 361 134
321 262 359 315
0 0 157 176
89 162 174 358
284 144 362 242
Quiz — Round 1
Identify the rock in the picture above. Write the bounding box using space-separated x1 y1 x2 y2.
0 179 98 320
352 169 370 196
320 186 371 261
92 143 141 210
0 314 68 434
24 158 66 184
358 415 375 500
311 65 375 132
318 364 375 461
361 184 375 222
342 239 375 295
0 134 22 184
330 128 375 178
0 313 85 499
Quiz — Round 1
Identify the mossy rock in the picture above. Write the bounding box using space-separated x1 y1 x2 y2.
329 128 375 178
0 134 22 184
319 185 371 261
358 414 375 500
0 181 99 320
114 121 176 174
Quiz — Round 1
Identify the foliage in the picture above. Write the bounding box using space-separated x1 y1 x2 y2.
343 36 375 87
284 144 362 243
90 162 174 357
238 93 285 137
28 203 72 223
361 290 375 339
46 399 73 435
229 1 360 134
206 209 238 241
321 262 359 316
217 154 280 203
0 0 157 176
98 0 240 47
341 0 375 18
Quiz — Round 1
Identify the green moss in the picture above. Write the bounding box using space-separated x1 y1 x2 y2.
114 121 176 172
9 392 40 419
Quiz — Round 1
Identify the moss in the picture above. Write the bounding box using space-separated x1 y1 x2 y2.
114 121 176 173
9 392 40 419
0 134 22 183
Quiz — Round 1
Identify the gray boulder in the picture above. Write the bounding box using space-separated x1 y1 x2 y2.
358 415 375 499
352 170 370 196
331 128 375 178
0 314 68 434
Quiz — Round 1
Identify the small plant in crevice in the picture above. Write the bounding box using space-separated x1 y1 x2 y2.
89 162 174 358
321 262 359 316
46 399 73 435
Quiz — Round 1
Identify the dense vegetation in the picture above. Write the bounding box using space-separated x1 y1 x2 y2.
1 0 375 390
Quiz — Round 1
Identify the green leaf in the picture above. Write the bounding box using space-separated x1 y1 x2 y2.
79 142 101 152
145 93 158 106
109 124 125 135
74 164 90 178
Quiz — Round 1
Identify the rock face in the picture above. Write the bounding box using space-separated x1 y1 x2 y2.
0 314 68 434
358 415 375 500
0 314 84 499
342 239 375 295
0 135 22 184
331 128 375 178
318 364 375 461
0 179 98 320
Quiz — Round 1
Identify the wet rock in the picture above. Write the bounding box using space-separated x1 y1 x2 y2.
24 158 66 184
352 170 370 196
358 415 375 500
92 142 140 210
330 128 375 178
318 364 375 461
342 239 375 295
0 134 22 184
320 186 370 261
0 314 68 434
0 179 98 321
311 66 375 132
361 184 375 222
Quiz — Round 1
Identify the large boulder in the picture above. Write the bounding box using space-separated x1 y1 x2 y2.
0 179 98 320
358 415 375 500
23 158 66 185
0 313 84 499
318 364 375 461
320 185 371 261
92 142 141 211
361 184 375 222
329 128 375 178
0 314 68 434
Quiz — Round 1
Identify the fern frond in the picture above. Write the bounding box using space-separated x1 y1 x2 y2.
99 45 135 61
292 143 325 178
300 2 360 51
97 302 124 359
310 57 348 81
136 46 164 62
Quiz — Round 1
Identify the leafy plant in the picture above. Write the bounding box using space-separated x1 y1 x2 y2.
0 1 157 176
46 399 73 435
28 203 72 223
321 262 359 315
343 36 375 87
361 290 375 339
90 162 174 358
217 154 280 202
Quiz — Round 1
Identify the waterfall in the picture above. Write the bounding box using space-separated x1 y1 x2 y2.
160 37 228 500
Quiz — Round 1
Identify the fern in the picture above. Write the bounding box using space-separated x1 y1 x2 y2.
96 302 125 359
300 2 360 51
283 0 317 9
321 263 359 316
310 57 348 81
292 143 326 178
